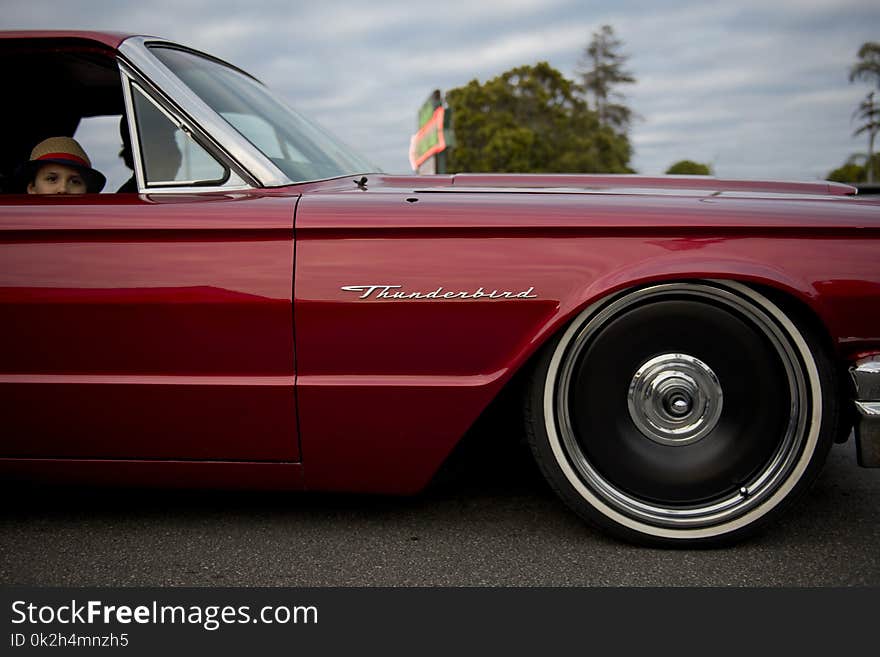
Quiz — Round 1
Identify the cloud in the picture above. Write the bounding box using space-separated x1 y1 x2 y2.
3 0 879 179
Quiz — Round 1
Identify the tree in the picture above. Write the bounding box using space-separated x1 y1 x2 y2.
827 153 880 183
445 62 632 173
849 42 880 86
852 91 879 182
850 43 880 182
827 162 866 184
666 160 712 175
577 25 636 133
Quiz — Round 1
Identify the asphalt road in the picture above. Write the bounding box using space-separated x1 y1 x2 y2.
1 434 878 587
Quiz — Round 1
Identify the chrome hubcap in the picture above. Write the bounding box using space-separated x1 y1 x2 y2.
627 353 723 446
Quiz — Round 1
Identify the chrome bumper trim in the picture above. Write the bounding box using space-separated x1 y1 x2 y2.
850 357 880 468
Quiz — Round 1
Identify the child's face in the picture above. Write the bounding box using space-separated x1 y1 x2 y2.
27 163 88 194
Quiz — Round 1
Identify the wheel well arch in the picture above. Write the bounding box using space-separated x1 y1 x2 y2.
436 274 849 491
500 273 846 433
559 268 839 367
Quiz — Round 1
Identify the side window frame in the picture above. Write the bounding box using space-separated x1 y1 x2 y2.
117 62 252 193
129 81 228 187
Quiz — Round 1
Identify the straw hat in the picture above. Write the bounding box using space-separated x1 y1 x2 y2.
18 136 106 193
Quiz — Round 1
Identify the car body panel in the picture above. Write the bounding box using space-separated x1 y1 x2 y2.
292 179 880 492
0 30 134 49
0 459 304 490
0 192 298 461
449 172 858 195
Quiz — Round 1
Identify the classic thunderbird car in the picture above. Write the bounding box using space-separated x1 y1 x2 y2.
1 31 878 547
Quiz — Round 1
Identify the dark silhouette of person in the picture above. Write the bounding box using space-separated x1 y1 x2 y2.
117 117 137 193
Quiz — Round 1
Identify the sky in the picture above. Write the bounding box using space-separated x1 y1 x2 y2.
3 0 879 185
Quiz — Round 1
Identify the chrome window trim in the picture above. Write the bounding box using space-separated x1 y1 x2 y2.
118 36 291 188
127 79 229 188
119 67 146 192
119 65 251 194
131 177 253 194
134 183 255 194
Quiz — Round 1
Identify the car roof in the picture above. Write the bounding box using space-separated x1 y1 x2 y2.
0 30 137 49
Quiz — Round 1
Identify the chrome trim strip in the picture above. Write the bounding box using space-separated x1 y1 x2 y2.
851 356 880 467
118 36 291 188
856 401 880 416
851 356 880 400
0 374 295 386
854 402 880 467
136 181 253 195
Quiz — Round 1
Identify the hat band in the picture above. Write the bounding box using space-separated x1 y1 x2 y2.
35 153 90 168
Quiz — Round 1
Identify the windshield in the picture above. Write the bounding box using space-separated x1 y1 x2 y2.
149 46 377 183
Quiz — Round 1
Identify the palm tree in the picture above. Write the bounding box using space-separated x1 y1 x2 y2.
850 43 880 183
853 92 879 182
849 42 880 86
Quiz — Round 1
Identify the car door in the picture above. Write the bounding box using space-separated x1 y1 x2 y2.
0 190 298 462
0 66 299 462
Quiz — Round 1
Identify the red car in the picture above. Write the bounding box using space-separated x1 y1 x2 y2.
1 31 878 546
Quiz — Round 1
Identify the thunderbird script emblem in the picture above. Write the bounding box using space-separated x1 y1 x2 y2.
341 285 537 300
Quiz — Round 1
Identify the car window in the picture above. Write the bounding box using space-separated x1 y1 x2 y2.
0 40 124 194
73 115 131 194
223 112 308 163
149 46 376 182
130 83 226 186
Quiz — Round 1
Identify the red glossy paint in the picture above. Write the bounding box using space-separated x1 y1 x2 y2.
3 175 879 494
2 31 879 500
0 30 133 49
291 178 880 493
0 192 298 462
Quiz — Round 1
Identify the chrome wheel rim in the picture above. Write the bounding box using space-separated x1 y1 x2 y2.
545 281 818 536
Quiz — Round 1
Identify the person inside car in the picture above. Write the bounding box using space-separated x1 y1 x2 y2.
117 117 137 193
18 136 106 194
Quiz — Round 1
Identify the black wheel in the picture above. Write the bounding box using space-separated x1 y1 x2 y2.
525 281 838 547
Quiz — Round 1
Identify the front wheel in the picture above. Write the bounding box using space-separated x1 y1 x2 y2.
525 281 838 547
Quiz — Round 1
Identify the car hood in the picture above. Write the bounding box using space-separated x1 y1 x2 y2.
287 172 880 232
287 172 860 200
